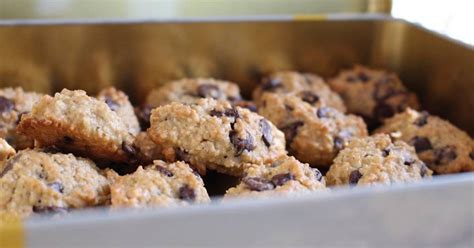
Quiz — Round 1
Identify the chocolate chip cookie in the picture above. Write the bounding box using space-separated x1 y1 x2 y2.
253 71 346 113
109 160 210 208
328 65 419 128
0 149 110 218
257 92 368 168
224 156 326 198
0 138 15 161
146 78 243 108
326 134 432 186
97 87 140 135
17 89 136 164
0 87 43 150
148 98 286 176
375 108 474 174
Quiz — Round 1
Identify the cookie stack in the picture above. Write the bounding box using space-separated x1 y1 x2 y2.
0 65 472 218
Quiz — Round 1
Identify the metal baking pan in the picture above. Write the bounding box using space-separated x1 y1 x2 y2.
0 15 473 247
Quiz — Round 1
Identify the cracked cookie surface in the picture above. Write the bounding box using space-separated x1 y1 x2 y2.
375 108 473 174
326 134 432 186
148 98 286 176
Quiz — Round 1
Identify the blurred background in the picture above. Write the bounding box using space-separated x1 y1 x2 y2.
1 0 473 45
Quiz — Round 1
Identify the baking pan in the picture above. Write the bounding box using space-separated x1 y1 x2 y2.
0 15 473 247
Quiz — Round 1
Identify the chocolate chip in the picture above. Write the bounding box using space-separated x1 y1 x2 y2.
316 107 332 118
270 173 294 187
300 91 319 104
179 185 196 202
280 121 304 145
122 142 138 157
358 72 370 82
333 136 345 151
233 101 257 112
63 136 74 144
373 102 395 120
0 96 14 113
197 84 222 99
349 170 362 184
242 177 274 191
420 164 428 177
260 119 273 147
434 146 457 165
136 105 152 130
155 165 174 177
381 148 390 157
284 104 294 111
409 136 432 153
32 206 68 214
261 78 282 91
404 158 415 166
229 131 255 156
104 97 120 111
413 111 429 127
48 182 64 193
224 107 240 119
345 75 356 82
209 109 223 117
312 168 323 182
175 149 190 163
374 81 399 101
470 151 474 160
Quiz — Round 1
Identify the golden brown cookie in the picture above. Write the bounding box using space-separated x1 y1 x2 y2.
375 108 474 174
146 78 243 108
224 156 326 198
257 92 367 168
17 89 136 164
0 149 110 218
148 98 286 176
253 71 346 113
328 65 419 128
109 160 210 208
326 134 432 187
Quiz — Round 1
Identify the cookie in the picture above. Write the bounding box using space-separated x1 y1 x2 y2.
17 89 136 164
97 87 141 135
133 131 164 165
326 134 432 186
148 98 286 176
257 92 367 168
0 149 110 218
109 160 210 208
0 87 43 150
253 71 346 113
328 65 419 128
146 78 243 108
0 138 15 161
224 156 326 198
375 108 474 174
